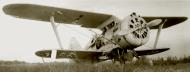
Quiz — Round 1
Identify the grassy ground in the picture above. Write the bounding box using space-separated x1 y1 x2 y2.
0 62 190 72
1 56 190 72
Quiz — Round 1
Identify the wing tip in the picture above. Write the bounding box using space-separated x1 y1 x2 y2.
35 50 52 58
3 3 28 16
144 16 188 29
3 4 12 15
154 48 170 54
161 48 170 52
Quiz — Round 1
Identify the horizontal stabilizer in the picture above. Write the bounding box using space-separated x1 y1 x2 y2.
135 48 169 56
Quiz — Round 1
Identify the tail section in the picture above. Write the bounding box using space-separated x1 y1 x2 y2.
70 37 82 50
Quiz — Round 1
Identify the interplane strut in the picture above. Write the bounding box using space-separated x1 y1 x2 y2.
50 16 63 49
153 19 167 49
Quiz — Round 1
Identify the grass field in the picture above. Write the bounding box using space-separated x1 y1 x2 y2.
1 62 190 72
1 56 190 72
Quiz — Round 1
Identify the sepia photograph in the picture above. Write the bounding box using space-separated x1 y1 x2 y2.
0 0 190 72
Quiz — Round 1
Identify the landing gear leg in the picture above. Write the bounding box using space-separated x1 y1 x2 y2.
131 50 139 59
113 48 126 64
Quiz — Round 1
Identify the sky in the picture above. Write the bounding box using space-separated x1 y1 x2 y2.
0 0 190 63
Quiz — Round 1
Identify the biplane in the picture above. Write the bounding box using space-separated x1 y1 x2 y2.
3 4 188 64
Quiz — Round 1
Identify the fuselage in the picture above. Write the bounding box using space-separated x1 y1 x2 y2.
87 13 150 51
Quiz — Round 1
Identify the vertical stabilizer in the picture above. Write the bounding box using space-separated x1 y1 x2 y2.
70 37 82 50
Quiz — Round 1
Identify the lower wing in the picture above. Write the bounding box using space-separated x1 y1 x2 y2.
35 50 104 60
35 48 169 62
135 48 169 56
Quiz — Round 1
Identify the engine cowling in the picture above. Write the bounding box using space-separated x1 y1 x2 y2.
120 13 150 47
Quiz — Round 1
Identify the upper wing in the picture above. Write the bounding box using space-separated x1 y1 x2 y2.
135 48 169 56
35 49 104 60
3 4 187 29
143 17 187 29
3 4 112 28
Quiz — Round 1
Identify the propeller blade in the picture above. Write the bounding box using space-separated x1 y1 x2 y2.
147 19 162 27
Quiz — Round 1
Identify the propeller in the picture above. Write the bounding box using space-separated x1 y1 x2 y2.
147 19 162 27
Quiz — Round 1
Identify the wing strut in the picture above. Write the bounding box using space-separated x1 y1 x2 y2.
50 16 63 49
41 57 45 63
153 19 167 49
